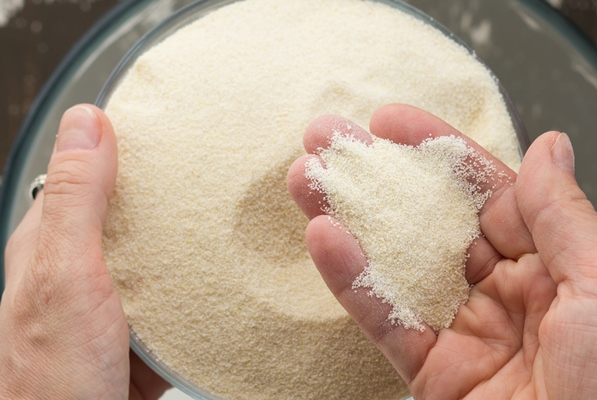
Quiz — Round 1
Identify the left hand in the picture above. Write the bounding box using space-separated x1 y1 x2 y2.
0 104 170 399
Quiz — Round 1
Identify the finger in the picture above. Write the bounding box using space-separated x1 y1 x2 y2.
516 131 597 292
306 215 436 384
288 116 372 220
370 104 535 261
304 114 372 154
25 105 118 295
464 235 503 284
287 155 328 220
4 193 44 283
40 104 117 244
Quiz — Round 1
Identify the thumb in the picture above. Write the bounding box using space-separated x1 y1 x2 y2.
516 131 597 290
37 104 117 268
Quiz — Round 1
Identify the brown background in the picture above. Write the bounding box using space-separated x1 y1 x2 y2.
1 0 596 172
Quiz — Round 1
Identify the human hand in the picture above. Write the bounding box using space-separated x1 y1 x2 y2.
287 104 597 399
0 105 170 399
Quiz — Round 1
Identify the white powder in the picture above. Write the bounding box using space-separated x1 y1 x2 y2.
306 133 493 332
103 0 521 398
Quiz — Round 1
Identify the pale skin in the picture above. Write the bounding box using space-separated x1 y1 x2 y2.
287 104 597 399
0 105 169 399
1 103 596 399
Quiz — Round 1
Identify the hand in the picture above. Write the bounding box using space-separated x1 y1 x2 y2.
0 105 170 399
287 104 597 399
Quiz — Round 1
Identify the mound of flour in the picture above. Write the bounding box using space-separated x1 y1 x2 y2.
103 0 520 398
306 133 495 332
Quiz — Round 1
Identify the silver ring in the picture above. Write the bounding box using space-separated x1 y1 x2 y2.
29 174 47 201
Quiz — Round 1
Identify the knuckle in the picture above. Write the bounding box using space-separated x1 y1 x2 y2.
11 243 69 322
4 269 53 326
44 162 94 201
9 285 43 325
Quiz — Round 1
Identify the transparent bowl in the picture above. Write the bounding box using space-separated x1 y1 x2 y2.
94 1 528 399
96 0 529 153
3 0 597 397
4 0 597 295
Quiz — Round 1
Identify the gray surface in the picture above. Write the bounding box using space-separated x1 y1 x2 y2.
407 0 597 198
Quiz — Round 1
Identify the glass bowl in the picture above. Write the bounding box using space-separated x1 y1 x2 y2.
3 0 597 292
94 1 527 399
3 0 597 398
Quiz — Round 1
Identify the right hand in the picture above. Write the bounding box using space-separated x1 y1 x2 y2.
287 104 597 399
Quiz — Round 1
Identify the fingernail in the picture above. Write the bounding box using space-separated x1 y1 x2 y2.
551 132 575 174
56 106 100 152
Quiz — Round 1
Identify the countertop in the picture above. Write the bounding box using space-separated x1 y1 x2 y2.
1 0 597 173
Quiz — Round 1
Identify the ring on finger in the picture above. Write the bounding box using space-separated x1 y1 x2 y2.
29 174 47 201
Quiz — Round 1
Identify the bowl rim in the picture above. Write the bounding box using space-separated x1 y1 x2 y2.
0 0 154 296
5 0 597 294
96 0 530 158
93 0 531 398
1 0 595 398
